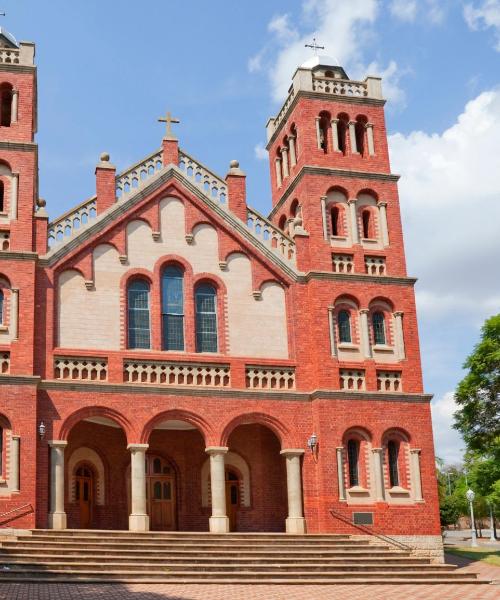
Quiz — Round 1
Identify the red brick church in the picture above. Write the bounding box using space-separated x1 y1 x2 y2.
0 29 442 559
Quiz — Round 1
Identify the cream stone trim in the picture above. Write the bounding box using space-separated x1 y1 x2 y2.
201 451 250 508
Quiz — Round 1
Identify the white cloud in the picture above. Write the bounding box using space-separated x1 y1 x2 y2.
390 0 417 22
431 392 464 464
464 0 500 50
250 0 406 105
254 143 268 160
389 90 500 322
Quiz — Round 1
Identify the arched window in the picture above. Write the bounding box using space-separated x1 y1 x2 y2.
0 426 3 475
162 265 185 351
347 439 360 487
127 280 150 349
337 114 348 154
362 210 371 239
195 283 218 352
0 180 4 213
324 70 335 78
331 206 340 236
372 311 386 345
318 112 330 153
338 310 351 343
0 289 3 325
0 85 12 127
278 215 287 232
355 117 366 156
388 440 400 487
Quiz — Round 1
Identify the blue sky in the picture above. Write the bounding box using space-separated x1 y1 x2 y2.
5 0 500 463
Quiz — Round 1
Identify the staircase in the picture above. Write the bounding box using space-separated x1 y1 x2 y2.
0 530 487 584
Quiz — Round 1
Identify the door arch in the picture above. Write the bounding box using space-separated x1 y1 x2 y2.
75 464 94 528
146 454 177 530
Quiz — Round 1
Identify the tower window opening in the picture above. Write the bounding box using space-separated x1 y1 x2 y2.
388 440 400 487
318 113 330 154
372 311 386 345
0 85 12 127
347 439 360 487
0 180 4 213
331 205 343 236
362 209 372 239
338 309 352 344
337 115 348 155
355 118 367 156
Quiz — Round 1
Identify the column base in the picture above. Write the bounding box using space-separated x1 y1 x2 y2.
209 516 229 533
129 513 150 532
285 517 306 534
48 512 67 530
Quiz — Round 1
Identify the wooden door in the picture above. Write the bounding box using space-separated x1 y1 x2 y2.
225 470 240 532
75 466 93 529
147 455 176 531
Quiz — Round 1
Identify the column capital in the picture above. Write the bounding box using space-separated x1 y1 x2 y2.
359 308 370 315
378 201 388 208
280 448 305 457
347 198 357 205
205 446 228 455
349 120 357 126
336 446 345 451
127 443 149 452
275 157 281 163
281 146 288 154
410 448 421 455
11 434 21 440
371 447 384 454
393 311 404 317
315 116 321 121
330 117 339 123
320 195 327 201
365 122 374 129
48 440 68 448
288 133 296 140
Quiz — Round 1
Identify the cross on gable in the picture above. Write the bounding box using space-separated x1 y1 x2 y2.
158 110 180 139
305 38 325 55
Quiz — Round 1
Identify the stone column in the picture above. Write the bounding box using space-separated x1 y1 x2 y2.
372 448 385 501
366 123 375 155
10 173 19 220
378 201 389 246
315 117 322 149
10 435 20 492
320 196 328 240
280 449 306 534
206 446 229 533
11 89 19 124
349 121 358 153
10 288 19 340
275 158 282 188
348 199 359 244
281 147 289 178
330 119 340 151
336 447 346 501
288 135 297 167
128 443 149 531
359 309 372 358
48 440 68 529
410 449 423 501
328 307 336 357
393 311 405 359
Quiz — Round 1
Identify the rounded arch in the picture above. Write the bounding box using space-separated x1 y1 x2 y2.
68 447 106 505
225 250 251 267
120 268 154 289
220 412 289 447
193 272 228 295
342 426 372 445
140 409 213 445
0 274 11 288
201 450 251 508
0 412 12 430
59 406 133 442
368 296 394 312
153 254 194 281
290 198 300 217
326 185 348 202
333 293 360 309
356 189 379 203
0 160 12 177
382 427 411 445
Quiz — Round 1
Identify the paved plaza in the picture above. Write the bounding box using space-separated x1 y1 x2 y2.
0 554 497 600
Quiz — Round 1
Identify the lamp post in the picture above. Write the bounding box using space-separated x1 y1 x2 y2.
488 501 496 543
466 488 478 548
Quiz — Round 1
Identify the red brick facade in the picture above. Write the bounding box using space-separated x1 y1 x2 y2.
0 40 440 541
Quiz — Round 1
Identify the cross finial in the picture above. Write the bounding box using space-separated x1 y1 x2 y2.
158 110 180 140
305 38 325 56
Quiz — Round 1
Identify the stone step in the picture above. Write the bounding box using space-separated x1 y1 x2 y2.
33 529 350 539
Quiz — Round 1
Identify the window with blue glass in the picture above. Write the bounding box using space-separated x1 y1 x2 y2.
195 283 218 352
127 280 151 349
162 265 184 351
337 309 351 343
372 311 386 345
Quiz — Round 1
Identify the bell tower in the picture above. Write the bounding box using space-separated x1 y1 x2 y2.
265 56 406 279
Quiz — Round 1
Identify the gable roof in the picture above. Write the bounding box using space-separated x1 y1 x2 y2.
42 148 298 279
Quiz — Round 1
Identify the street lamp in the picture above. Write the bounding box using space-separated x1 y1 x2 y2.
466 488 478 548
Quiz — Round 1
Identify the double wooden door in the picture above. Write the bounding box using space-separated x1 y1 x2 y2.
147 455 176 531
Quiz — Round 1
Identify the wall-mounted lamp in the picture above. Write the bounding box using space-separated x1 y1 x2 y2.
38 421 46 439
307 433 318 454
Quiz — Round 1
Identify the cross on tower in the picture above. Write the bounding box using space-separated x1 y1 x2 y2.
305 38 325 55
158 110 180 139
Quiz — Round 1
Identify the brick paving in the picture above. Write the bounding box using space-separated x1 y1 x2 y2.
0 555 497 600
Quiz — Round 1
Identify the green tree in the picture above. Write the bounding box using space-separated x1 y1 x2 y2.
454 314 500 452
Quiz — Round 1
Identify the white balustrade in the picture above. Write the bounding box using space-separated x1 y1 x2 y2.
340 369 365 391
332 254 354 274
377 371 402 393
245 366 295 390
365 256 386 276
0 48 20 65
273 89 296 134
312 76 368 97
124 361 230 387
48 198 97 248
178 150 228 207
54 357 108 381
115 151 163 199
0 352 10 374
246 208 296 265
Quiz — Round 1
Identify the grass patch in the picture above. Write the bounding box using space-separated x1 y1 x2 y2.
446 547 500 567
